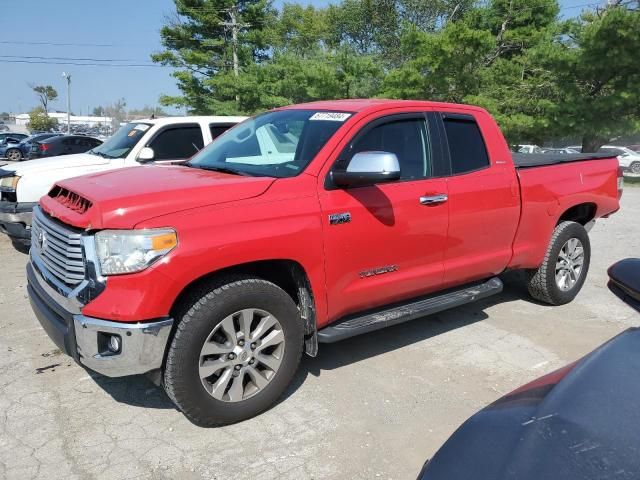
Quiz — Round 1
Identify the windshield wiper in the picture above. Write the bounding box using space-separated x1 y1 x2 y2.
190 165 251 176
88 150 108 158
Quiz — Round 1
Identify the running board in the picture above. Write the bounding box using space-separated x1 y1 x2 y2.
317 277 503 343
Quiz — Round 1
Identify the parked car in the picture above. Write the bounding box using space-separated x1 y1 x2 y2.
0 133 29 159
3 133 63 161
540 147 580 154
29 135 102 159
568 145 640 174
24 99 622 426
417 257 640 480
0 116 246 248
513 144 542 154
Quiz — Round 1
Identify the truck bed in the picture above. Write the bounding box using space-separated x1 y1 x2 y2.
513 152 614 168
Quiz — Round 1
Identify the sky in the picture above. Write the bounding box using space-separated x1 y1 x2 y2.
0 0 599 116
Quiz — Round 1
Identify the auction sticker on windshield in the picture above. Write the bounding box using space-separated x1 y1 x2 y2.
309 112 352 122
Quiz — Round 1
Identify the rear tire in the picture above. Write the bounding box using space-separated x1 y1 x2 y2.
527 221 590 305
631 162 640 175
164 278 303 427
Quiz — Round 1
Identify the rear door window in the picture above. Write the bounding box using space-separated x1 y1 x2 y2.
148 125 204 160
442 115 490 174
210 124 234 141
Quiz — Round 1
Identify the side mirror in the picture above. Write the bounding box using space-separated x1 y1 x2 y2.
608 259 640 312
332 151 401 188
137 147 155 162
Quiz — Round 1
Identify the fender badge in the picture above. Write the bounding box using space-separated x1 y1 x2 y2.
329 212 351 225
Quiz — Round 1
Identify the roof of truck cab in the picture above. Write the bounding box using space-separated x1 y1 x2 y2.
133 115 248 126
278 99 485 114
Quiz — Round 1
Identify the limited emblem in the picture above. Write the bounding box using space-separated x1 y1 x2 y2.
329 212 351 225
359 265 399 278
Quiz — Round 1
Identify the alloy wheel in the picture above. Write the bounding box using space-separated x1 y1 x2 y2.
555 238 585 291
199 308 285 402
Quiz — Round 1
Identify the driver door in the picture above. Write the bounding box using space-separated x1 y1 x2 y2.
319 113 449 321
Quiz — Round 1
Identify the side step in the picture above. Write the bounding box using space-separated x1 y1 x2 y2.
317 277 503 343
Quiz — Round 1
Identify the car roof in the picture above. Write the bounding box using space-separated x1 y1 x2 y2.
131 115 248 126
41 135 101 143
277 98 486 114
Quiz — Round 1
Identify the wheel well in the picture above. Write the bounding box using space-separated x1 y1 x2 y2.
558 203 596 226
170 260 317 343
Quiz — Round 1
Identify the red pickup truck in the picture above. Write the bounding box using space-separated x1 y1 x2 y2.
27 100 622 426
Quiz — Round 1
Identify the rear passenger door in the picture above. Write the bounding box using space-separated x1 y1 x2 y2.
146 124 205 164
436 112 520 286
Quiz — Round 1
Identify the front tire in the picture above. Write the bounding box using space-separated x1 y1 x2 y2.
164 278 303 427
527 221 591 305
5 148 22 161
630 162 640 175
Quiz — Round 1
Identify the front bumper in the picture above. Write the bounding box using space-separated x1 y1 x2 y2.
0 202 35 244
27 261 174 377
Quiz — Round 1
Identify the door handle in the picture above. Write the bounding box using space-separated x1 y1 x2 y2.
419 194 448 205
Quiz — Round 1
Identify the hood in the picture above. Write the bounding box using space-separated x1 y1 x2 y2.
39 165 276 230
420 328 640 480
2 152 110 175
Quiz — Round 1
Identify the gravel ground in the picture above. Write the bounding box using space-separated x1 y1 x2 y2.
0 186 638 480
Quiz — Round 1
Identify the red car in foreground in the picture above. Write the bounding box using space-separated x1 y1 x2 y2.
26 99 622 425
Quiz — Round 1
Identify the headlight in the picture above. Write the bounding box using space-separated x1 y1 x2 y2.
0 176 20 191
94 228 178 275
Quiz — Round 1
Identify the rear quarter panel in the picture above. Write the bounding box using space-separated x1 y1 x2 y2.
509 158 620 269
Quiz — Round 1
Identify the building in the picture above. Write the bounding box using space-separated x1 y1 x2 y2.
14 112 112 127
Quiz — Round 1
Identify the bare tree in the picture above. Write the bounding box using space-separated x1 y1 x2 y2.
29 84 58 114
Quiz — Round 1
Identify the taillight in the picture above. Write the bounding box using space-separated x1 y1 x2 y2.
617 166 624 197
40 143 50 151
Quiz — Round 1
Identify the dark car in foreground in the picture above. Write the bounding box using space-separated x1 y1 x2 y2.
418 258 640 480
3 133 62 161
30 135 102 158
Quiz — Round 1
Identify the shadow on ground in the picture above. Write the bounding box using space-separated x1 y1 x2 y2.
91 271 533 413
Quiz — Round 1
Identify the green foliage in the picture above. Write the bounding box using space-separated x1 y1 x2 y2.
27 107 58 132
30 84 58 113
154 0 640 147
533 6 640 150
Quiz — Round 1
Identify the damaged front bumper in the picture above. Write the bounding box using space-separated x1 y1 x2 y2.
0 201 35 245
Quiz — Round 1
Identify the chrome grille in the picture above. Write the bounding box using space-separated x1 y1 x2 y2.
31 207 86 286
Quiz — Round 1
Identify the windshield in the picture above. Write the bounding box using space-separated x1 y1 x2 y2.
90 122 151 158
188 109 352 178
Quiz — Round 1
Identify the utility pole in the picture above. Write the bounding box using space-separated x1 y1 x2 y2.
223 5 243 102
62 72 71 134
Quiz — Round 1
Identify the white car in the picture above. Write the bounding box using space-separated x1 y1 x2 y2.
0 116 246 249
515 144 542 154
600 146 640 174
568 145 640 174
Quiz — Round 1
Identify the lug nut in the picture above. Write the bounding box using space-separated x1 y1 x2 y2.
234 365 242 371
238 340 245 347
227 353 236 360
250 342 257 350
248 359 255 365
